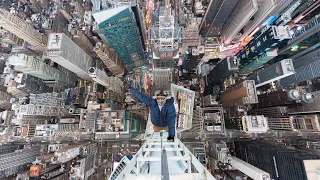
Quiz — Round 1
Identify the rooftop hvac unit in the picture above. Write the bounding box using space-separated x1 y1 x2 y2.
247 59 295 87
288 90 320 114
220 0 258 44
192 48 199 56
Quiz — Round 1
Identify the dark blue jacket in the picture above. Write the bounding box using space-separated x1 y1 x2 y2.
130 88 176 137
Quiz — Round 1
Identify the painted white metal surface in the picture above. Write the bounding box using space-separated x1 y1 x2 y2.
122 173 209 180
144 113 154 139
109 132 216 180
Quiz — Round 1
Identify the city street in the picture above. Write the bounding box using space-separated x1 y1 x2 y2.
96 140 142 179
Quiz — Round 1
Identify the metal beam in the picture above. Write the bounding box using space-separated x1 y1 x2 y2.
143 148 184 152
137 156 191 162
161 149 170 180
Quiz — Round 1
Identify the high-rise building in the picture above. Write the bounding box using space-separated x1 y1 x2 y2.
93 5 146 70
278 9 320 55
280 48 320 86
205 56 239 87
241 115 268 133
256 88 314 108
11 92 69 131
69 153 97 179
0 145 41 179
3 72 53 98
220 0 276 45
148 3 183 61
0 90 12 109
8 54 79 88
44 33 94 80
69 143 98 179
267 115 320 132
220 80 258 107
0 9 47 54
94 110 146 140
250 106 288 117
202 106 224 135
181 20 199 54
0 29 34 55
233 141 320 180
94 42 125 76
180 107 203 139
0 144 24 155
247 59 295 87
199 0 239 38
153 69 173 90
88 67 111 87
238 25 291 74
72 30 96 58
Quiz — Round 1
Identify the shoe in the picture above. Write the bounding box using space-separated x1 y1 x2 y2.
167 136 174 142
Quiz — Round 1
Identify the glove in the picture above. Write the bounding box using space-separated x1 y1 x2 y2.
124 80 132 90
167 136 174 142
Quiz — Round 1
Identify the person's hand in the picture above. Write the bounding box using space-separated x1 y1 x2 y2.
167 136 174 142
124 80 132 90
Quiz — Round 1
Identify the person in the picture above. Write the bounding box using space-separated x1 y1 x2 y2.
129 86 176 142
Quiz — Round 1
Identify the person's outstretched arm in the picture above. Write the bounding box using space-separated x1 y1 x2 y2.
167 104 176 137
130 88 154 106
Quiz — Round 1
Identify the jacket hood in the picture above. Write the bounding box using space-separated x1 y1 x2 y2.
166 97 174 104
